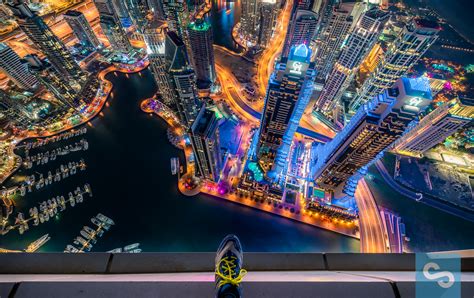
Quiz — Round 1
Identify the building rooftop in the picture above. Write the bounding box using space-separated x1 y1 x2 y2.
64 10 82 17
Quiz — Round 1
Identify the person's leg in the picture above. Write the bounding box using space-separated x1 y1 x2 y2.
215 234 247 298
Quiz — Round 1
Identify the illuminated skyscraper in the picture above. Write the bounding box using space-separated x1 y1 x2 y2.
313 8 388 117
163 0 190 41
94 0 133 53
28 56 80 109
392 96 474 156
165 31 201 127
64 10 101 49
240 0 259 42
349 19 440 112
190 106 222 182
125 0 149 32
0 43 38 90
7 2 84 85
187 19 216 88
144 20 175 106
257 1 278 48
146 0 165 19
313 2 366 81
281 9 317 58
313 77 432 196
256 44 316 179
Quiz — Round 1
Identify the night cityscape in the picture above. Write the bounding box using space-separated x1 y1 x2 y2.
0 0 473 262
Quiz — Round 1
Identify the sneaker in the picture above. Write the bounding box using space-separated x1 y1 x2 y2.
215 234 247 298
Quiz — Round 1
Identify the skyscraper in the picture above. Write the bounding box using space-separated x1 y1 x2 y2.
187 19 216 88
163 0 190 41
392 96 474 156
190 106 222 182
28 56 80 109
240 0 259 42
0 43 38 90
281 9 317 58
146 0 165 20
94 0 133 53
313 2 366 81
257 0 278 48
165 31 201 127
349 19 440 112
256 44 316 179
125 0 149 32
313 77 432 196
7 2 84 85
64 10 101 49
313 8 388 116
144 20 175 106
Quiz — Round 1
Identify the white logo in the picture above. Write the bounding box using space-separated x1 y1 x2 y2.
408 97 423 107
290 62 303 75
423 262 455 289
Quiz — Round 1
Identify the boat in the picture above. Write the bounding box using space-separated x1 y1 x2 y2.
107 248 122 253
130 248 142 253
170 157 179 175
124 243 140 251
96 213 115 225
25 234 51 252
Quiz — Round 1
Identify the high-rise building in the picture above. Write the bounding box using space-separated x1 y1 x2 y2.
64 10 101 49
146 0 165 20
165 31 201 127
257 0 278 48
27 56 80 109
7 2 84 85
163 0 190 41
313 2 366 81
0 89 32 128
240 0 259 42
190 106 222 182
313 8 388 116
187 19 216 88
143 20 175 106
111 0 131 20
0 43 38 90
94 0 133 53
296 0 313 10
282 9 317 58
349 19 440 112
392 96 474 156
313 77 432 196
125 0 149 32
255 44 316 179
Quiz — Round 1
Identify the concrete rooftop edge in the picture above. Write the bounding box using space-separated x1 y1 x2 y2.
0 252 472 274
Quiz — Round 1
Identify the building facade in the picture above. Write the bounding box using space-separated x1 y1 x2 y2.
257 1 278 48
7 2 84 86
313 2 365 81
392 96 474 156
313 77 432 196
349 19 440 112
255 44 316 179
0 43 38 90
187 19 216 88
165 31 201 127
240 0 259 42
281 9 317 58
64 10 101 49
94 0 133 53
190 106 222 182
313 8 388 118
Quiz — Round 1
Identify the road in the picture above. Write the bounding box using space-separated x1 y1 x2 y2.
354 179 390 253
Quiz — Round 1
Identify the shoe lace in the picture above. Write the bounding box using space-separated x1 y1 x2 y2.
215 256 247 288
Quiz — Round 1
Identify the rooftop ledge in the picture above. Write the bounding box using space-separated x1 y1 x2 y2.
0 252 473 297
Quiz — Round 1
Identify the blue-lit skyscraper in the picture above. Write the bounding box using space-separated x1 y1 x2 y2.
255 44 316 180
313 77 433 197
94 0 133 53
